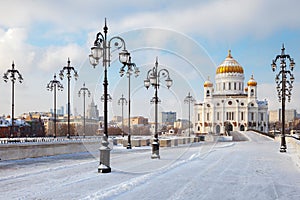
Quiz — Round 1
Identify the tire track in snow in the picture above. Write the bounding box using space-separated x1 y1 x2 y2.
167 144 235 200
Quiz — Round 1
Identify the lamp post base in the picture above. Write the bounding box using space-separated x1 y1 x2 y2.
98 137 111 173
98 163 111 173
151 138 160 159
127 134 132 149
280 146 287 153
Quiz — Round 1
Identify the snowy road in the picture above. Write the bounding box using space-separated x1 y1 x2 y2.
0 131 300 200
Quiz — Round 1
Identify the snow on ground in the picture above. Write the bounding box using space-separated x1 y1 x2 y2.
0 131 300 200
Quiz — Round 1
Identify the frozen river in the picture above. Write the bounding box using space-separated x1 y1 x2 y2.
0 131 300 200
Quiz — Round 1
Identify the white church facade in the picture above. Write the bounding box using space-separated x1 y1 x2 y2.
194 50 268 135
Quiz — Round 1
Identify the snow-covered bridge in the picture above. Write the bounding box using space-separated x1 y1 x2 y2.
0 131 299 199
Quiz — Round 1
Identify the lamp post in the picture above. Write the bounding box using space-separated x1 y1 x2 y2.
144 57 173 159
78 83 91 138
184 92 195 137
3 62 23 138
59 58 78 139
271 44 295 152
47 74 63 138
118 94 127 137
89 18 130 173
119 56 140 149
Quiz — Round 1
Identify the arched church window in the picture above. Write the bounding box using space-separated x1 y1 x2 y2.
206 90 210 97
250 89 254 96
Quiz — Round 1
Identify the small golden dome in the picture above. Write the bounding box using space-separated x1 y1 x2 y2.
245 87 248 92
204 77 213 87
247 75 257 86
216 50 244 74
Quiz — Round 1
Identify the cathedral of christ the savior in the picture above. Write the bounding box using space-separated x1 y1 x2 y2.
194 50 268 135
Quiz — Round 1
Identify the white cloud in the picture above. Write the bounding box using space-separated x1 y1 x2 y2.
115 0 300 41
0 28 35 71
38 44 86 72
1 0 300 42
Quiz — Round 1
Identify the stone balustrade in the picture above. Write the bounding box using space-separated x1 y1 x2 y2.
0 136 202 161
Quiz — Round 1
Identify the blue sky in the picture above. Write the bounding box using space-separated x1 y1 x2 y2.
0 0 300 120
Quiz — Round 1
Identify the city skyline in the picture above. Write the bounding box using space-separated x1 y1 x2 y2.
1 0 300 120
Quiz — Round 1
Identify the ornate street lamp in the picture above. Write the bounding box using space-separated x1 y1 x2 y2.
78 83 91 138
144 57 173 159
118 94 127 137
47 74 63 138
184 92 195 137
271 44 295 152
119 56 140 149
59 58 78 139
3 62 23 138
89 18 130 173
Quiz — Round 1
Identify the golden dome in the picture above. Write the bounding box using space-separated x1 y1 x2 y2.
204 80 213 87
216 50 244 74
244 87 248 92
247 75 257 86
204 76 213 87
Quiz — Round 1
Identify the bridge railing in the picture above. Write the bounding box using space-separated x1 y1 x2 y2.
247 129 275 139
0 136 101 144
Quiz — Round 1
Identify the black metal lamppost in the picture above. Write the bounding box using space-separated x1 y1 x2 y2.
144 57 173 159
78 83 91 138
3 62 23 138
118 94 127 137
47 74 63 138
184 92 195 137
271 44 295 152
119 56 140 149
59 58 78 139
89 18 131 173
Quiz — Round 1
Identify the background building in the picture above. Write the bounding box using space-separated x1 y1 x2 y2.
50 106 64 116
87 99 99 120
269 109 297 123
174 119 190 130
161 111 176 125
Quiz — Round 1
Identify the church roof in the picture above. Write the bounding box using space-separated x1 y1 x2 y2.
216 50 244 74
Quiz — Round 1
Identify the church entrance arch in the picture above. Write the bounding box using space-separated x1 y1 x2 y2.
225 122 233 135
240 125 245 131
216 125 220 134
228 123 233 131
